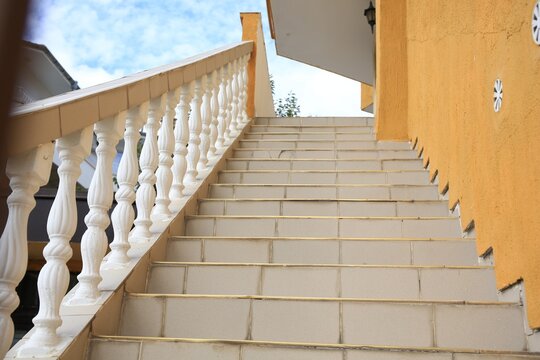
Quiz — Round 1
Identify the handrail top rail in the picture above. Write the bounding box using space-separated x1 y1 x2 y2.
7 41 253 156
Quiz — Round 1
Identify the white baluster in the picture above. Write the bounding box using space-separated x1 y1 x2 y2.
185 79 202 184
0 144 53 358
216 66 227 150
209 69 219 157
169 83 191 206
107 107 145 266
240 55 250 124
20 130 93 356
229 59 240 135
224 63 233 144
68 116 124 305
131 98 164 242
153 92 176 219
198 74 211 171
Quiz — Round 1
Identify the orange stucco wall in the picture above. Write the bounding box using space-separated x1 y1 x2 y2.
377 0 540 327
360 82 374 111
374 0 408 140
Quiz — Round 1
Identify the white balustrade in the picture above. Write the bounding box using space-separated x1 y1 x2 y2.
108 106 146 266
131 98 164 242
154 92 176 219
170 83 191 205
69 115 124 305
225 64 234 144
185 79 202 184
18 127 93 356
209 70 220 157
198 74 212 171
217 66 228 148
1 43 256 356
240 55 250 124
229 59 240 136
0 144 53 359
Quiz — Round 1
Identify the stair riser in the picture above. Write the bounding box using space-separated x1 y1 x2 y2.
185 217 462 238
218 171 430 185
238 140 410 150
209 185 441 200
119 297 525 351
147 265 496 301
234 149 419 160
227 159 424 171
88 340 539 360
167 238 479 266
250 125 373 133
253 117 374 126
198 200 450 217
245 133 376 140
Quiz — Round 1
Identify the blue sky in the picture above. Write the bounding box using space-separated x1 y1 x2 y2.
27 0 370 116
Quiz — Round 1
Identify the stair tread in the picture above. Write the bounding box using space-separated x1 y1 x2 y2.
152 261 491 269
90 336 540 358
126 292 512 305
171 235 473 240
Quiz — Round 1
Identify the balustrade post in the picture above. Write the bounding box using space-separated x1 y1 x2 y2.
185 79 202 184
224 63 233 144
198 74 211 171
240 55 250 124
17 129 92 357
107 107 146 266
209 70 220 157
169 84 191 206
216 66 228 149
68 115 124 305
229 59 240 136
0 144 53 358
131 97 164 242
153 92 176 219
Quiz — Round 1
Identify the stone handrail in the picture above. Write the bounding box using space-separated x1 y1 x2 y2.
0 40 254 358
7 42 253 156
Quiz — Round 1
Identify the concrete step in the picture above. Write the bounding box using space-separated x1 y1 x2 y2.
88 337 540 360
117 294 526 351
209 184 441 200
185 215 463 238
146 262 497 301
198 199 451 217
226 158 424 171
218 170 430 185
244 132 376 140
253 117 374 126
250 124 374 133
166 236 479 266
238 139 411 150
233 148 419 159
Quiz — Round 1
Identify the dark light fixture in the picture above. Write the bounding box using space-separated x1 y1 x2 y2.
364 1 376 33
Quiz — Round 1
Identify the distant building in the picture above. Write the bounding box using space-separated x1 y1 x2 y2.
14 40 79 106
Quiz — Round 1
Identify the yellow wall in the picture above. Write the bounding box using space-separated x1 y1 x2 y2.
377 0 540 327
374 0 408 140
360 82 374 111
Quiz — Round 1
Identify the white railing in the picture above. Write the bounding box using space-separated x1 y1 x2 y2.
0 41 253 358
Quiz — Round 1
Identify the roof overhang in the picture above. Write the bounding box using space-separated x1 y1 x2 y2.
267 0 375 86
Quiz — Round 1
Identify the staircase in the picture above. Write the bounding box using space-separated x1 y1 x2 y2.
87 117 538 360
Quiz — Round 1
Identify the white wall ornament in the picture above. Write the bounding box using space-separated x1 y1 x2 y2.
493 79 503 113
533 0 540 45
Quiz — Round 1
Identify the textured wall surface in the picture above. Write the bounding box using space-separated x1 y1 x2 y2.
377 0 540 327
374 0 409 140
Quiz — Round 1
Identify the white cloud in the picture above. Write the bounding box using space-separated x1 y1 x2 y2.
27 0 372 117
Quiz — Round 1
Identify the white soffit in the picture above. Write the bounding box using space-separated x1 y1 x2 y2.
269 0 375 85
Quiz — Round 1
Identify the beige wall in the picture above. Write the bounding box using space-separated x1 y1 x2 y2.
377 0 540 328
